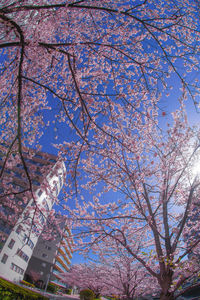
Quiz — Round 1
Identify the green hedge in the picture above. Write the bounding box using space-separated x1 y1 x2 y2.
20 280 35 288
0 277 48 300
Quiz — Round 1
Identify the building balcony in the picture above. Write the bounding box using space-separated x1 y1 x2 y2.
54 263 63 273
58 248 70 265
55 256 69 272
57 251 71 268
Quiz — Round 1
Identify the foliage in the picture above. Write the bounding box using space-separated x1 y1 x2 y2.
0 277 47 300
20 280 35 288
66 288 72 295
47 282 58 294
107 296 120 300
80 289 95 300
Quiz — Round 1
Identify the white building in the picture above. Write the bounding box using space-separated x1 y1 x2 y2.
0 148 66 282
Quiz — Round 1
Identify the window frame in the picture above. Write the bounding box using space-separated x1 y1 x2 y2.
1 253 8 264
8 239 15 249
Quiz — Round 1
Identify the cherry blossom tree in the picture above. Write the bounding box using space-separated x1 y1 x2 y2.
60 240 159 299
1 0 200 194
67 102 200 300
1 1 200 295
92 239 159 299
59 263 107 298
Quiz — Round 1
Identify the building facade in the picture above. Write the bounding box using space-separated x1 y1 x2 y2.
0 146 66 282
51 224 73 288
25 216 73 289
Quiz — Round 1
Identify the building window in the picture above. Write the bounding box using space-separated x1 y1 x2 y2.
42 199 49 212
48 193 55 205
17 248 29 262
59 175 62 188
42 253 47 258
16 225 22 234
32 225 40 237
42 262 46 267
52 181 58 195
38 190 43 197
1 254 8 264
8 239 15 249
28 240 34 249
11 263 24 275
55 183 58 195
38 212 45 225
45 245 51 250
23 235 34 249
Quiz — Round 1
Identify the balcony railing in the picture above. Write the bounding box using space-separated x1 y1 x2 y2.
58 247 71 265
55 256 69 272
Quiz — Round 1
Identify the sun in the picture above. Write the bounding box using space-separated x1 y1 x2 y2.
190 156 200 181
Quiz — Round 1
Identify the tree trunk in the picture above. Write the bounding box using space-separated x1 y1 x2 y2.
160 291 174 300
159 269 174 300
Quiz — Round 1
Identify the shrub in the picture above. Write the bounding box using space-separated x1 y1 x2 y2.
66 288 72 294
47 282 58 294
24 274 34 284
80 289 95 300
20 280 35 288
0 277 47 300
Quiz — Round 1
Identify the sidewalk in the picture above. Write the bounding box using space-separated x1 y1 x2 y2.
47 293 80 300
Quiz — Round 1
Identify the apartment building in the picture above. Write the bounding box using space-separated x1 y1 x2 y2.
0 145 66 282
25 215 73 289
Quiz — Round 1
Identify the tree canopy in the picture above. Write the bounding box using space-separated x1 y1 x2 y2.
1 1 200 299
69 103 200 299
0 0 200 151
